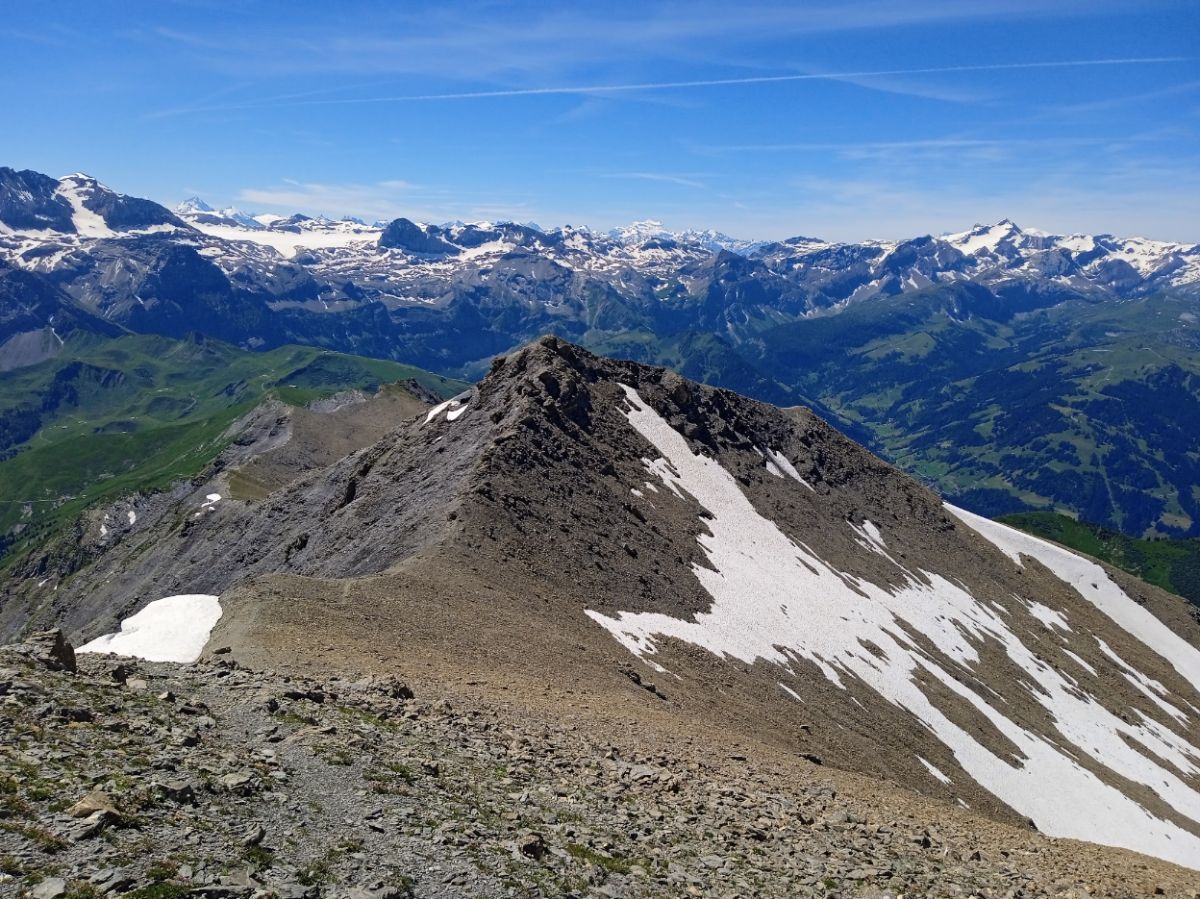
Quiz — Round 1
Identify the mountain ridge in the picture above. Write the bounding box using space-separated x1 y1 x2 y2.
10 335 1200 871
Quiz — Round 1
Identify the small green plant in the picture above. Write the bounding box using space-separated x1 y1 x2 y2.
323 749 354 766
145 861 178 882
565 844 633 874
296 858 333 886
245 844 275 868
0 821 68 852
63 884 105 899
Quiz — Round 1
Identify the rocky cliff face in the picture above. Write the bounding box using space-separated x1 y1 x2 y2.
11 337 1200 871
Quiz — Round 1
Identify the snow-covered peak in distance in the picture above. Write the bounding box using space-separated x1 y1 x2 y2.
943 218 1027 255
173 199 383 256
605 220 766 254
678 228 768 255
177 196 214 215
933 218 1200 283
175 197 264 231
607 220 674 244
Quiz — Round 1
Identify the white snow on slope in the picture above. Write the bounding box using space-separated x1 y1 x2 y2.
78 594 222 663
425 396 470 424
185 222 379 257
1095 637 1190 726
946 506 1200 689
768 449 814 491
425 399 454 423
919 757 952 784
586 385 1200 869
943 220 1021 255
57 176 114 239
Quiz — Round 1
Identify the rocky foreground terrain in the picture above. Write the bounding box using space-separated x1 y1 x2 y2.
3 632 1199 899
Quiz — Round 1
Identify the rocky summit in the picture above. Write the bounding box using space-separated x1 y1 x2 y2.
4 337 1200 894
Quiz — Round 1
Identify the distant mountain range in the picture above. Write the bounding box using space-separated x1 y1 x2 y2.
2 165 1198 536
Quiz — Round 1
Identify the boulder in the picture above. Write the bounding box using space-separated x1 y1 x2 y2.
19 629 76 672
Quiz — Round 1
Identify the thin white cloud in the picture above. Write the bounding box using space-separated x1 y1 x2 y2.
601 172 709 189
156 57 1190 116
693 136 1130 156
230 179 560 227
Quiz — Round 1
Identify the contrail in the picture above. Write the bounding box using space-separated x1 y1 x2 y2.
172 57 1189 114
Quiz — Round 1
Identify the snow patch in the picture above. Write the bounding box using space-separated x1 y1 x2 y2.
1062 649 1098 677
779 683 805 703
918 757 952 784
768 449 815 491
186 221 379 257
947 506 1200 688
584 385 1200 869
78 595 222 663
57 176 115 238
1025 600 1071 633
424 397 468 424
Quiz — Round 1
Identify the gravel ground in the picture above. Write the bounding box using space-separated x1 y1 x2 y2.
2 633 1198 899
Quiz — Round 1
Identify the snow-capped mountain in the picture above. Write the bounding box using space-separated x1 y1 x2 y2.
0 169 186 243
2 168 1197 373
174 197 382 253
176 197 264 231
604 220 764 254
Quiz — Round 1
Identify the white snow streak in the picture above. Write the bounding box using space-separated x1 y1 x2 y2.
57 177 115 238
946 506 1200 689
768 449 815 491
918 757 952 784
424 398 468 424
585 385 1200 869
424 399 454 423
78 595 222 663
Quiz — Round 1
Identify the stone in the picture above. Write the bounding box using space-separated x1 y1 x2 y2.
220 770 257 793
23 630 76 672
156 778 197 804
68 788 121 819
91 869 136 893
517 831 547 860
31 878 68 899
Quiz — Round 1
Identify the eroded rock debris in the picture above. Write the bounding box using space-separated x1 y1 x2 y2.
2 636 1198 899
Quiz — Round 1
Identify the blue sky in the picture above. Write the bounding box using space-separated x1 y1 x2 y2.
3 1 1198 240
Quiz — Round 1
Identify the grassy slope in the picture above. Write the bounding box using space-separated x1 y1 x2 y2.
999 511 1200 606
0 332 466 570
754 290 1200 537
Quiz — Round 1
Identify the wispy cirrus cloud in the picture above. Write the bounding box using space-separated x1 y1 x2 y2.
147 57 1190 118
689 133 1183 165
230 178 561 226
600 172 709 189
143 1 1149 78
235 179 424 221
